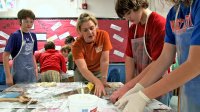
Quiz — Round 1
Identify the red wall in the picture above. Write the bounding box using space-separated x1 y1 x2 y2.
0 18 128 62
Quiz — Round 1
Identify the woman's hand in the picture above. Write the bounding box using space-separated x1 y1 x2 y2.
94 79 106 97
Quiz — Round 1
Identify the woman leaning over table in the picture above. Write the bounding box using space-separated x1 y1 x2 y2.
72 12 112 97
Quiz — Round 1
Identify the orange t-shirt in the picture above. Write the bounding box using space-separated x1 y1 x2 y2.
72 29 112 72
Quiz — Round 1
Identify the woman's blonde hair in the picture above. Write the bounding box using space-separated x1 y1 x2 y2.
76 13 98 32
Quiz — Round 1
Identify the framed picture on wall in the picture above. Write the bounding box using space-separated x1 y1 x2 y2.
0 0 7 11
5 0 16 9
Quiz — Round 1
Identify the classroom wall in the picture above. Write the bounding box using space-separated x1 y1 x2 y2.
0 0 118 18
0 0 172 18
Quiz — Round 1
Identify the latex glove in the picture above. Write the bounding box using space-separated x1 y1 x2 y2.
110 83 144 103
121 83 144 98
115 91 150 112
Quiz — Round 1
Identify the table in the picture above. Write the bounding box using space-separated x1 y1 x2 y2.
0 82 173 112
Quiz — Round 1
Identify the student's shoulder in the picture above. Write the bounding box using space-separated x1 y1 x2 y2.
166 6 177 21
11 30 20 36
150 12 166 23
9 30 21 40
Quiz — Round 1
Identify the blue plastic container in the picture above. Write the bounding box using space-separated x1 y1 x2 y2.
107 63 125 83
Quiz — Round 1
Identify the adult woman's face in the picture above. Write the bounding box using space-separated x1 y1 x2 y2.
124 8 143 24
79 20 97 43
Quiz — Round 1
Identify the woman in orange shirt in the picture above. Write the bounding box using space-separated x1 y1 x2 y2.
72 13 112 97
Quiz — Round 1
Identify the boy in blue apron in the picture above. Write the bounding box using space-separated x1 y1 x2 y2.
115 0 200 112
3 9 38 86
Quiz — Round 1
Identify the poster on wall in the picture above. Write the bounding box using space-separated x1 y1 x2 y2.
0 0 7 11
0 18 128 63
5 0 16 9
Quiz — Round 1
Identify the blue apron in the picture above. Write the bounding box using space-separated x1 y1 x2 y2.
12 30 36 83
175 4 200 112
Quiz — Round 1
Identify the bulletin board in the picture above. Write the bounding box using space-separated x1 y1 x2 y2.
0 18 128 62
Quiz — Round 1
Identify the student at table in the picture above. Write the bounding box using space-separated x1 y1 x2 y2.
114 0 200 111
3 9 38 85
38 41 67 82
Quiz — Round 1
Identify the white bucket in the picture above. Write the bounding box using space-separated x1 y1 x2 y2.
68 94 99 112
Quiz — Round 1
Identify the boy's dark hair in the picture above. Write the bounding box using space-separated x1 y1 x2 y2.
65 36 75 44
61 45 71 53
44 41 55 50
115 0 149 18
17 9 35 24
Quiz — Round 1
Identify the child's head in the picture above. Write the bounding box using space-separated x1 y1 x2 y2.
65 35 75 45
115 0 149 18
17 9 35 26
60 45 71 57
44 41 55 51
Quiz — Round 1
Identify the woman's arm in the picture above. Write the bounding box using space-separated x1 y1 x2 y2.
100 51 109 83
75 59 105 96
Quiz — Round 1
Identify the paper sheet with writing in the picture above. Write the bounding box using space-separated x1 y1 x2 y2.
51 22 62 31
0 40 6 45
59 32 70 40
70 20 77 26
113 50 124 58
47 35 58 41
36 34 47 41
0 47 5 53
110 24 121 31
113 34 124 42
0 31 9 40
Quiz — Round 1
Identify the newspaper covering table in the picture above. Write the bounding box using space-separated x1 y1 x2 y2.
0 82 173 112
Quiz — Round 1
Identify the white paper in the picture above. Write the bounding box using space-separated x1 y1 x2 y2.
0 47 5 53
47 35 58 41
51 22 62 31
110 24 121 31
59 32 70 40
113 50 124 58
113 34 124 42
0 40 6 45
70 20 77 26
146 99 172 110
55 46 61 50
0 31 9 40
36 34 47 41
31 24 34 29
